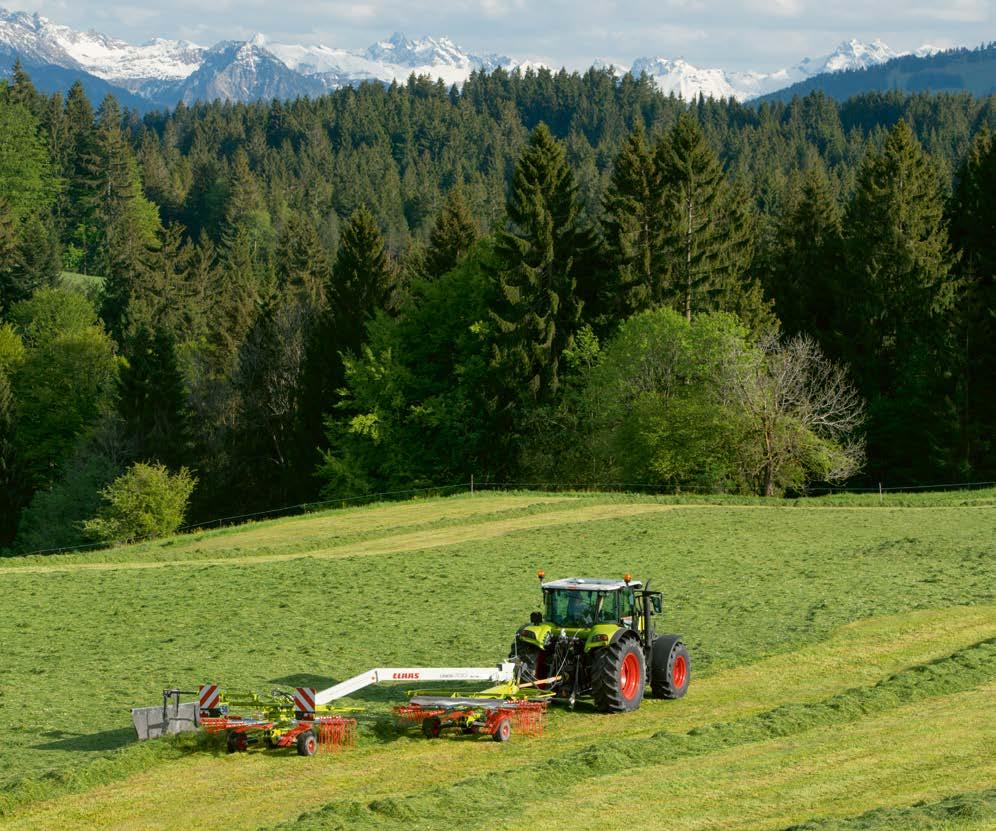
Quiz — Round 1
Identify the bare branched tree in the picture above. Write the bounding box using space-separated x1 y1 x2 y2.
721 334 865 495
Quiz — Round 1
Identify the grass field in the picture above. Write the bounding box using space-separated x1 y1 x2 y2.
0 489 993 830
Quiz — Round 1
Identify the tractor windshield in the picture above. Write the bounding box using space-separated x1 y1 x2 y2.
545 589 617 627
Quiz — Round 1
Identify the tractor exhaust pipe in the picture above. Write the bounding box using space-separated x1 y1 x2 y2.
642 580 654 658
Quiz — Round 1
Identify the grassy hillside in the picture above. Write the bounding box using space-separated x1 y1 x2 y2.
0 490 993 830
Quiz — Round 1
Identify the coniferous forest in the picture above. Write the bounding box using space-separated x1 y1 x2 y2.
0 62 993 552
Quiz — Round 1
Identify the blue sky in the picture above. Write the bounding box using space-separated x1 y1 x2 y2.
13 0 994 71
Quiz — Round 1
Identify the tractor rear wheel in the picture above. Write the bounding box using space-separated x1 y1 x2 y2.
512 643 549 687
591 636 645 713
296 730 318 756
492 716 512 742
650 636 691 699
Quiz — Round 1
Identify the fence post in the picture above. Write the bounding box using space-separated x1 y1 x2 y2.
470 473 474 496
879 482 883 504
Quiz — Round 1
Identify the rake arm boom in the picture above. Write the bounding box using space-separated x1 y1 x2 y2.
313 663 516 706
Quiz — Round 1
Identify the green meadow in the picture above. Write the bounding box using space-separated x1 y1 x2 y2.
0 490 993 830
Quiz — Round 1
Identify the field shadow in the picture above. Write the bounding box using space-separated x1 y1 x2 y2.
33 727 135 752
268 672 338 688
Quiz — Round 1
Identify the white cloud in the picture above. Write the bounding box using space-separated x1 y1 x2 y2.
746 0 806 17
910 0 989 23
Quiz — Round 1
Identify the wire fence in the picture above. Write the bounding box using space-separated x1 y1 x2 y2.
11 477 996 558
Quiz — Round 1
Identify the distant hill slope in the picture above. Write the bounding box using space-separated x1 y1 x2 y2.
758 43 996 103
0 48 152 110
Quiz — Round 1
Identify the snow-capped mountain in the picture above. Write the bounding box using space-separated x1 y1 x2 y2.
0 8 202 85
0 8 961 108
632 38 946 102
268 32 521 89
632 57 738 100
173 37 325 105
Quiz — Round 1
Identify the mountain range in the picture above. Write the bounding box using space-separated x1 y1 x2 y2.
0 7 971 110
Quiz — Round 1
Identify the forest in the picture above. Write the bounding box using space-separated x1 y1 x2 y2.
0 62 993 552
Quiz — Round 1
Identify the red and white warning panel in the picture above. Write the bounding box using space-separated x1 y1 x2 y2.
293 687 316 716
199 683 221 712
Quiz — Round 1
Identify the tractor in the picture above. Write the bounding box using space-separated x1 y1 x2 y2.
510 573 690 712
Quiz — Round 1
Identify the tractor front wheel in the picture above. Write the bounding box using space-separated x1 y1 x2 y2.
650 636 691 699
591 636 646 713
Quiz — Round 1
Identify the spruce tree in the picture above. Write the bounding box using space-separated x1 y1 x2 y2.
0 370 21 544
6 60 44 118
0 200 25 317
329 207 392 357
88 96 161 335
844 120 957 480
656 113 752 321
491 123 588 400
276 212 330 312
601 124 666 317
948 129 996 476
118 325 189 468
768 163 843 339
425 184 479 278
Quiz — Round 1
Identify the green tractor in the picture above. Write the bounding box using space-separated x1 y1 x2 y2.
511 573 690 712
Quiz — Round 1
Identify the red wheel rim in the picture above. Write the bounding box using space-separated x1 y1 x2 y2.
307 736 316 753
619 652 641 700
672 654 687 689
501 721 510 739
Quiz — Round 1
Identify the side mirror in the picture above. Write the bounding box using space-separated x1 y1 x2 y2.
530 611 543 625
651 596 662 614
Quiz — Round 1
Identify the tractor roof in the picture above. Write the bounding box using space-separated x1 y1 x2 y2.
542 577 643 591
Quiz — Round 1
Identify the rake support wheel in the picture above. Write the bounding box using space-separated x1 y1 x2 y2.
296 730 318 756
591 635 645 712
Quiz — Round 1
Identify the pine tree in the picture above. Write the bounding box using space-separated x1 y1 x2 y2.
425 183 479 278
948 129 996 477
601 124 666 317
118 325 189 468
491 123 589 400
656 113 752 321
843 120 958 480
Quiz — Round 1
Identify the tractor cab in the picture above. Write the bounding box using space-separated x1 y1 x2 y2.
537 576 662 634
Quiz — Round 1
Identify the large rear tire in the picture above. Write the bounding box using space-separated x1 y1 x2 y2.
512 642 548 687
591 636 645 713
650 636 691 699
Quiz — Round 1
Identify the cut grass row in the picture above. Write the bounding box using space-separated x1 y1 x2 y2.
5 607 994 830
270 639 996 831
